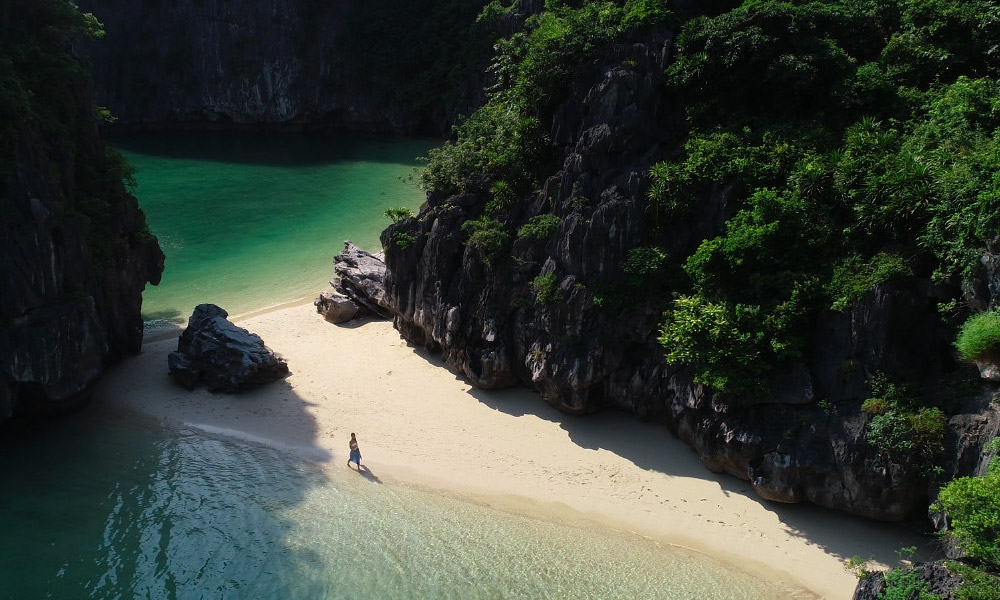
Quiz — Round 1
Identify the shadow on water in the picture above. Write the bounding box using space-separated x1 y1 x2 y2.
402 343 934 570
110 131 436 169
0 373 332 599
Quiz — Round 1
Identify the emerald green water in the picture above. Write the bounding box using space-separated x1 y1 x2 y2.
115 133 434 326
0 133 813 598
0 410 802 599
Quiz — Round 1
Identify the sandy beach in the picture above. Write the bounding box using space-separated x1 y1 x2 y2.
94 300 932 599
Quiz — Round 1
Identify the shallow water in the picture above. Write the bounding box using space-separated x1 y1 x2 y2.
115 133 435 327
0 411 798 599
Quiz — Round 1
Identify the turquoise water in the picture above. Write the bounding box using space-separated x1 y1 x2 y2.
0 133 812 599
115 133 435 327
0 410 798 599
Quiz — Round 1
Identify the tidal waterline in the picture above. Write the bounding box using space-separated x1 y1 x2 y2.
0 410 804 599
115 133 435 327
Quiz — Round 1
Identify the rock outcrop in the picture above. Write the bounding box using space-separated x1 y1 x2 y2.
316 241 391 322
381 25 1000 519
853 562 967 600
168 304 288 392
73 0 492 135
0 2 164 423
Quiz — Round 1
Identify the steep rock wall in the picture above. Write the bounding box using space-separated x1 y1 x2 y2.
381 28 1000 520
0 2 164 422
74 0 489 135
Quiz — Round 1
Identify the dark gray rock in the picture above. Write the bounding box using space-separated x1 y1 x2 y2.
72 0 491 135
0 10 164 423
330 241 392 319
314 290 360 324
168 304 288 392
853 562 969 600
380 25 998 520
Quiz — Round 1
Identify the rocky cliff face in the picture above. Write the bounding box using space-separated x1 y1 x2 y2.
0 2 164 422
381 27 1000 520
73 0 489 135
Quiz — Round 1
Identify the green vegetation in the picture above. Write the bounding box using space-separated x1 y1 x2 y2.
861 374 947 467
827 253 912 312
530 272 562 305
391 231 417 250
935 465 1000 570
383 207 414 223
948 562 1000 600
422 0 670 196
955 310 1000 362
881 566 941 600
1 0 155 271
461 216 509 263
418 0 999 397
649 0 1000 393
518 214 561 239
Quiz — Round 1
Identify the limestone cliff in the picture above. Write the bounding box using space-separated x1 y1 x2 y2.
381 25 1000 520
73 0 493 135
0 0 164 421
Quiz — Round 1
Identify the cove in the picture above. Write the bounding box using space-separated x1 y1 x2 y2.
114 132 436 327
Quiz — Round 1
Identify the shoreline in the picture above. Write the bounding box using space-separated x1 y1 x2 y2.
102 301 933 599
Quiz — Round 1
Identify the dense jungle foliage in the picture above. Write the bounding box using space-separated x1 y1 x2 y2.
423 0 1000 396
421 2 1000 587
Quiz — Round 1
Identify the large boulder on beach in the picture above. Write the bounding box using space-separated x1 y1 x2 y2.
330 241 392 319
168 304 288 392
314 290 360 324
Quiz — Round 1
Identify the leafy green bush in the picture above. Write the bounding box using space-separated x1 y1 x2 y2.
486 179 518 215
383 207 414 223
935 469 1000 570
517 214 561 239
530 272 561 305
827 252 912 311
623 246 668 287
461 216 509 263
948 562 1000 600
880 567 940 600
659 295 771 394
862 374 947 465
955 310 1000 362
391 231 417 250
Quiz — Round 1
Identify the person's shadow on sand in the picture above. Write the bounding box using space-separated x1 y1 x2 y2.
354 465 382 484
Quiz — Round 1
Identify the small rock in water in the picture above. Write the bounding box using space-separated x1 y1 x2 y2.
168 304 289 393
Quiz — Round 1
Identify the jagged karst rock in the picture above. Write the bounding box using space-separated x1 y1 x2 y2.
314 290 360 324
853 562 968 600
0 4 164 423
381 26 999 519
325 241 392 320
72 0 489 135
168 304 288 392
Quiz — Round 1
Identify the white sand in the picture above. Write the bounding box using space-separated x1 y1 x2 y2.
95 300 932 599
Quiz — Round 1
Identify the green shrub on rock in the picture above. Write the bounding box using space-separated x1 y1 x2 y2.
955 310 1000 362
517 214 560 239
935 469 1000 570
461 216 509 263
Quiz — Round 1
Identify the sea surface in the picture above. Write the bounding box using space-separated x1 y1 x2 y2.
0 134 810 598
0 410 798 599
114 133 435 328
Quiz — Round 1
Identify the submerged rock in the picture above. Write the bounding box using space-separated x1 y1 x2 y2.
168 304 288 392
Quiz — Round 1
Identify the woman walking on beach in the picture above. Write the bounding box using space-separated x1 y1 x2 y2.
348 432 363 471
